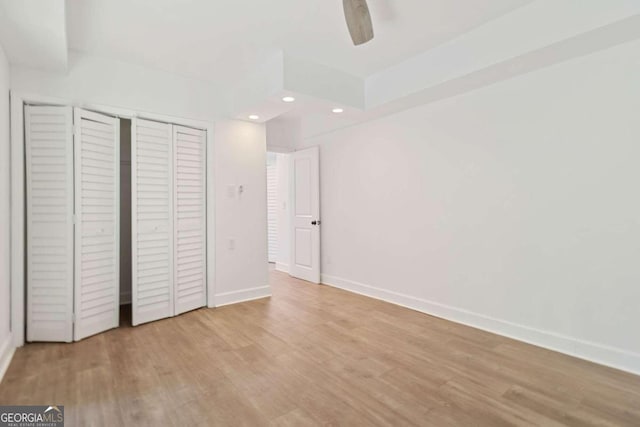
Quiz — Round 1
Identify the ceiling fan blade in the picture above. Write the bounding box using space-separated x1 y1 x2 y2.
343 0 374 46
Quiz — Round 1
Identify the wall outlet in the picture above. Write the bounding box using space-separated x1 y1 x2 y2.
228 238 235 250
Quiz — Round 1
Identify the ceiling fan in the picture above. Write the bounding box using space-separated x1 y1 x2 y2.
343 0 374 46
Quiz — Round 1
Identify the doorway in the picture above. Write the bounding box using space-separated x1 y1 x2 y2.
266 147 321 283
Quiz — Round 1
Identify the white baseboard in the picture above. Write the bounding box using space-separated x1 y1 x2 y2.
215 286 272 307
0 333 15 384
321 274 640 376
275 262 289 273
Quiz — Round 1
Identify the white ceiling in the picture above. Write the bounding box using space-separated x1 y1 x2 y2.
0 0 67 70
3 0 638 141
234 2 640 140
66 0 531 82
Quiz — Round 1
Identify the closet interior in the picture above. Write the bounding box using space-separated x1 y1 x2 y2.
120 118 132 321
25 105 207 342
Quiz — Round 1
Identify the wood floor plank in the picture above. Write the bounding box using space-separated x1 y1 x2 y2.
1 268 639 426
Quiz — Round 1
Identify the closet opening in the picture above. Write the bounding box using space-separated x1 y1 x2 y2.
119 118 132 326
22 101 209 343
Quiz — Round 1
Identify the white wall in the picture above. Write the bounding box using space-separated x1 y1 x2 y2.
214 120 270 305
275 153 290 272
310 40 640 374
266 116 299 153
0 42 13 377
10 51 228 121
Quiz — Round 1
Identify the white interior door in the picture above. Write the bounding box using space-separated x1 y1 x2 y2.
289 147 321 283
25 106 74 342
131 118 174 325
74 108 120 341
173 125 207 315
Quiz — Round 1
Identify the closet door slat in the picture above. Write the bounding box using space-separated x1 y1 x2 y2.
173 125 207 315
26 106 74 342
267 160 278 262
132 118 174 325
74 108 120 341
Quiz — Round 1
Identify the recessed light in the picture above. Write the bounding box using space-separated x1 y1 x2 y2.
248 115 260 120
282 96 296 103
332 108 344 114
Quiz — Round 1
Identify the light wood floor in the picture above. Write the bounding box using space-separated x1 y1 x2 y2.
1 270 639 426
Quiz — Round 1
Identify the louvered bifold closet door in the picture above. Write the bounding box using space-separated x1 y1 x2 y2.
25 106 74 342
74 108 120 341
173 125 207 315
267 161 278 263
131 119 174 325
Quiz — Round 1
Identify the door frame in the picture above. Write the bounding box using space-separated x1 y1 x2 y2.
10 91 216 347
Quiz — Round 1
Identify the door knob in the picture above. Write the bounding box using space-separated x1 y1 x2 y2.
311 220 321 226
